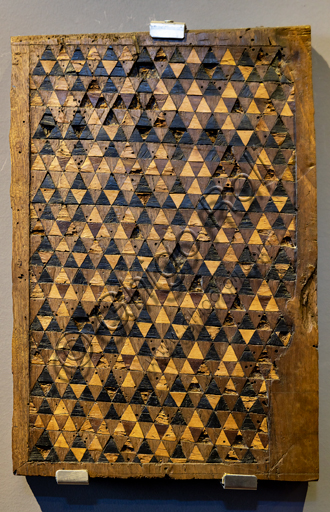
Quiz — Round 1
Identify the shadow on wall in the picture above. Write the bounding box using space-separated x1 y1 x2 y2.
27 477 308 512
25 43 330 512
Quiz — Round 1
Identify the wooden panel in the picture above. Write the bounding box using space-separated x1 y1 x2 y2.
11 26 318 480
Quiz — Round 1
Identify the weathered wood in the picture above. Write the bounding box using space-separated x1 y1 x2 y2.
11 26 318 481
10 42 30 473
268 26 318 480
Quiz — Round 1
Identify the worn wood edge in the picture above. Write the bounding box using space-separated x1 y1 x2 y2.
10 25 310 47
15 462 317 481
10 41 30 474
268 27 318 480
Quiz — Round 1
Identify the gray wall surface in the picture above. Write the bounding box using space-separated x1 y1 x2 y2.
0 1 329 511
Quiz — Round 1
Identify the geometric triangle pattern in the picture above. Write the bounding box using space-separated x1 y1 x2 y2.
29 40 296 465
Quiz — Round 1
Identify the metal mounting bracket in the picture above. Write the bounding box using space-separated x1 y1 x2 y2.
149 20 186 39
221 474 258 490
56 470 89 485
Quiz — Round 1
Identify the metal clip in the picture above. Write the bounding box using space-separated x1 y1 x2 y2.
149 20 186 39
56 470 89 485
221 474 257 490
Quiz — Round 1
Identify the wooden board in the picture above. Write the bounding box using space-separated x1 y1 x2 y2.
10 26 318 480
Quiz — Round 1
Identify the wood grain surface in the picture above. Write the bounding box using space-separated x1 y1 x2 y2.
10 41 30 474
11 26 318 480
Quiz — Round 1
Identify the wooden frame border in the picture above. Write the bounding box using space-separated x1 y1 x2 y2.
10 41 30 475
11 26 318 480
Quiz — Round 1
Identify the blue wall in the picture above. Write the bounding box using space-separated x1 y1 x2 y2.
28 477 307 512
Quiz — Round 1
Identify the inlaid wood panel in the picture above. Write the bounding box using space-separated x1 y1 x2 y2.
11 27 318 480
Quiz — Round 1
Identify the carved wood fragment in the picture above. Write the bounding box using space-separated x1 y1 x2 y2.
11 27 318 480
